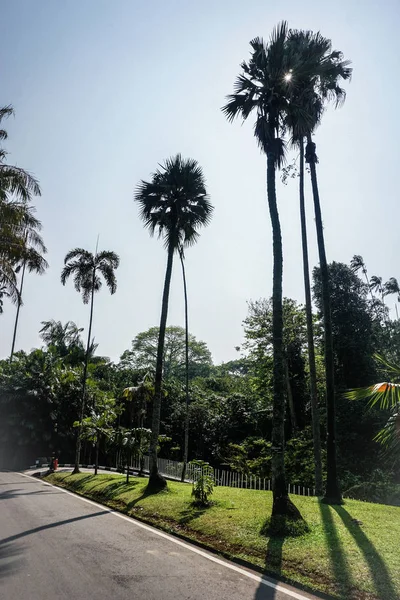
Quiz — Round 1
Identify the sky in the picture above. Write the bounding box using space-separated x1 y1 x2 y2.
1 0 399 365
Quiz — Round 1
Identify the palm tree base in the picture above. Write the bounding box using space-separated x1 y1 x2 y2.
272 494 302 519
72 466 81 475
146 471 167 493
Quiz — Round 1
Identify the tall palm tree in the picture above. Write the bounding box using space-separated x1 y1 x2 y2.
351 255 375 303
179 246 190 482
383 277 400 319
134 154 213 491
370 275 384 303
9 218 48 361
0 106 41 203
222 23 306 520
286 29 351 504
0 201 45 310
61 247 120 473
297 137 323 495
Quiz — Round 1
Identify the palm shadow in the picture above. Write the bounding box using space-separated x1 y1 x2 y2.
0 488 63 501
318 501 354 597
0 541 25 580
178 506 207 525
331 505 397 600
253 535 285 600
126 485 165 512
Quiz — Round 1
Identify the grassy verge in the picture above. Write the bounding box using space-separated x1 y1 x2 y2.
45 472 400 600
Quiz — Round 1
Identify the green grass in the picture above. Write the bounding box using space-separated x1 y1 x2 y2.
46 472 400 600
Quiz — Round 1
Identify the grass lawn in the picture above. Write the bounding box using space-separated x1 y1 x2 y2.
46 472 400 600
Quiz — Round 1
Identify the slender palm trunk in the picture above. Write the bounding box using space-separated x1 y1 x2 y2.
148 241 175 491
73 267 96 475
267 149 301 520
299 138 323 495
285 358 297 433
306 133 342 504
10 261 26 362
180 250 190 482
95 440 99 476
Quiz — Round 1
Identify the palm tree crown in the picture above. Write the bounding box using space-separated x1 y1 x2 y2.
61 248 119 303
0 106 41 203
281 30 351 153
222 23 298 165
134 154 213 250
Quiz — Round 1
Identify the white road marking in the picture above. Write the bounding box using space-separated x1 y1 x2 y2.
17 471 312 600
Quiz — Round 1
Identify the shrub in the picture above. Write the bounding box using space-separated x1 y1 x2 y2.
190 459 214 506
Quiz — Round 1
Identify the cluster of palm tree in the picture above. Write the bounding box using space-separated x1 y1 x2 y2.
3 23 358 526
351 255 400 319
222 22 352 516
0 106 48 346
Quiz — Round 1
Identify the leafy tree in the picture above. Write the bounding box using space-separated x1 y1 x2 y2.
243 298 309 434
134 154 213 491
0 349 82 469
313 262 375 389
121 326 212 380
223 22 305 522
286 28 351 504
313 262 389 481
61 247 120 473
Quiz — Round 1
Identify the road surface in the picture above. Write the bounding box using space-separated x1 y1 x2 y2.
0 471 321 600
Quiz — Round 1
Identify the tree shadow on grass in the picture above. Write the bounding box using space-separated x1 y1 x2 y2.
253 535 285 599
331 505 397 600
126 485 166 513
318 500 354 598
178 506 207 526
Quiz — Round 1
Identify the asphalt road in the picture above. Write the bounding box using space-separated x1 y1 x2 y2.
0 471 320 600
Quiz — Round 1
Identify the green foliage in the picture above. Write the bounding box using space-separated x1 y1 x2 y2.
223 438 272 478
120 326 212 380
190 459 214 506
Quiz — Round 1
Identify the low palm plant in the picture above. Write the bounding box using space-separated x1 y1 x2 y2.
345 355 400 455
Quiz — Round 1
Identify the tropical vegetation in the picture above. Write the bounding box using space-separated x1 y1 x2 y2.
1 20 399 600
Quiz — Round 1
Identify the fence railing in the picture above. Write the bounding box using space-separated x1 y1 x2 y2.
128 455 315 497
51 456 315 497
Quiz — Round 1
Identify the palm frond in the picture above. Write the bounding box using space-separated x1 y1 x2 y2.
0 165 41 201
134 154 213 252
0 106 14 124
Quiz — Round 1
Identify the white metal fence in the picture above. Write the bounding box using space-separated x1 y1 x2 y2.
127 455 316 497
55 456 315 497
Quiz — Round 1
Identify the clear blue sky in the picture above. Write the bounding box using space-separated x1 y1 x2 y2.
1 0 399 364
